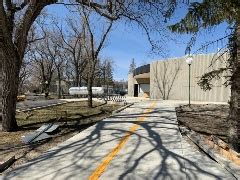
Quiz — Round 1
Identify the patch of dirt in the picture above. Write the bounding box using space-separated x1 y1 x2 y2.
176 104 229 142
0 101 122 174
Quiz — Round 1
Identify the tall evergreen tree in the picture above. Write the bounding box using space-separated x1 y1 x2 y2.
129 58 136 74
106 60 114 86
169 0 240 152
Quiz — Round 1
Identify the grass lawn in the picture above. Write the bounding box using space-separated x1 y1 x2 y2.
0 100 122 173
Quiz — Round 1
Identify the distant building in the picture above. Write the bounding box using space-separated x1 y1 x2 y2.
128 53 230 102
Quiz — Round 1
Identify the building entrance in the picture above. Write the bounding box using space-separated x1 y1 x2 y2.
134 84 138 97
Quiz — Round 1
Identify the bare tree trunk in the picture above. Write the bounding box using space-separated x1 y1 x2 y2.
228 25 240 153
44 82 50 98
79 73 82 87
57 69 61 99
107 81 109 96
18 81 23 95
0 48 3 122
0 0 57 132
75 67 80 87
1 44 20 131
0 10 20 131
87 72 93 108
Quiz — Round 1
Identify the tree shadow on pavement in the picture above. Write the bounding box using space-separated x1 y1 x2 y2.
117 121 223 180
3 104 232 180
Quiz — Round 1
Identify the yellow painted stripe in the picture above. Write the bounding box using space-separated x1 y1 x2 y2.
89 102 156 180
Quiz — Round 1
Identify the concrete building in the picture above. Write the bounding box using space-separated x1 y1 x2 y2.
128 53 230 102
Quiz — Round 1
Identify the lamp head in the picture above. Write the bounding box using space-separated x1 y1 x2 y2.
186 55 193 65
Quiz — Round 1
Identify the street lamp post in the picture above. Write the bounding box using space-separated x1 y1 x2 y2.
186 55 193 106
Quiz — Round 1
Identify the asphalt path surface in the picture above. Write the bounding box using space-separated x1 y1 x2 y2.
0 96 65 112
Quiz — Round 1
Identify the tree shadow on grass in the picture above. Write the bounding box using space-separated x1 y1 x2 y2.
0 109 112 170
2 103 233 180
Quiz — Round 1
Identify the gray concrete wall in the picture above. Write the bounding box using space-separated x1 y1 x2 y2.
128 73 134 96
150 53 230 102
138 84 150 97
128 73 151 97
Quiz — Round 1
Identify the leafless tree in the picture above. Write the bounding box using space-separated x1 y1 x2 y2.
152 60 182 100
20 15 47 94
46 30 66 98
114 79 128 92
80 6 113 107
55 18 87 87
0 0 177 131
28 34 56 96
18 61 31 94
91 57 114 91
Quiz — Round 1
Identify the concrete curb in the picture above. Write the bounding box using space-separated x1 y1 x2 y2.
16 101 69 113
58 103 134 128
186 131 240 179
111 103 134 115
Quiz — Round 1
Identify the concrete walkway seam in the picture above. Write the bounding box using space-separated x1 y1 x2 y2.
111 103 134 115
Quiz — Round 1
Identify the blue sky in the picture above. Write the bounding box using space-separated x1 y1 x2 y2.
46 3 229 81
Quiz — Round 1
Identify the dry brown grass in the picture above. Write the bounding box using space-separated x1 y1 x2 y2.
0 101 121 173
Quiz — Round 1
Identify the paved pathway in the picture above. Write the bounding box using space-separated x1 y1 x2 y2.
2 101 236 179
16 99 66 111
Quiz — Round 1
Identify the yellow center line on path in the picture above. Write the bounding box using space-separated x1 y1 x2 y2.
89 101 157 180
